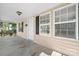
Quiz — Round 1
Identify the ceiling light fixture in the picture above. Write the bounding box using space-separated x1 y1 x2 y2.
16 11 22 16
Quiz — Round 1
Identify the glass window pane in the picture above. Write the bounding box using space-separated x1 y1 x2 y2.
55 17 60 22
61 8 67 22
55 10 60 16
68 5 76 21
68 13 76 20
40 25 49 34
0 22 3 28
68 5 76 13
55 24 61 36
78 5 79 39
40 16 43 24
45 14 50 19
40 14 50 24
55 10 60 22
67 22 76 39
46 25 50 33
78 21 79 39
60 23 67 37
61 15 67 22
61 8 67 15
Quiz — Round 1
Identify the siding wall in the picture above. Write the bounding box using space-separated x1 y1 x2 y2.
34 35 79 56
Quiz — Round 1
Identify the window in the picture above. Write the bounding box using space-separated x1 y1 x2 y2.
39 14 50 34
54 4 76 39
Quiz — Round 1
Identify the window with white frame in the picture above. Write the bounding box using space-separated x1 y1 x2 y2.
54 4 76 39
39 14 50 34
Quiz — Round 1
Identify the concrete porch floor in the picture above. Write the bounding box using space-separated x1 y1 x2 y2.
0 36 52 56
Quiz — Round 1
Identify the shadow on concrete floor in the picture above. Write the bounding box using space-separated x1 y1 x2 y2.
0 36 52 56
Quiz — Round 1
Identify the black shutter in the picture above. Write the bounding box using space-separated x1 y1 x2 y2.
36 16 39 34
